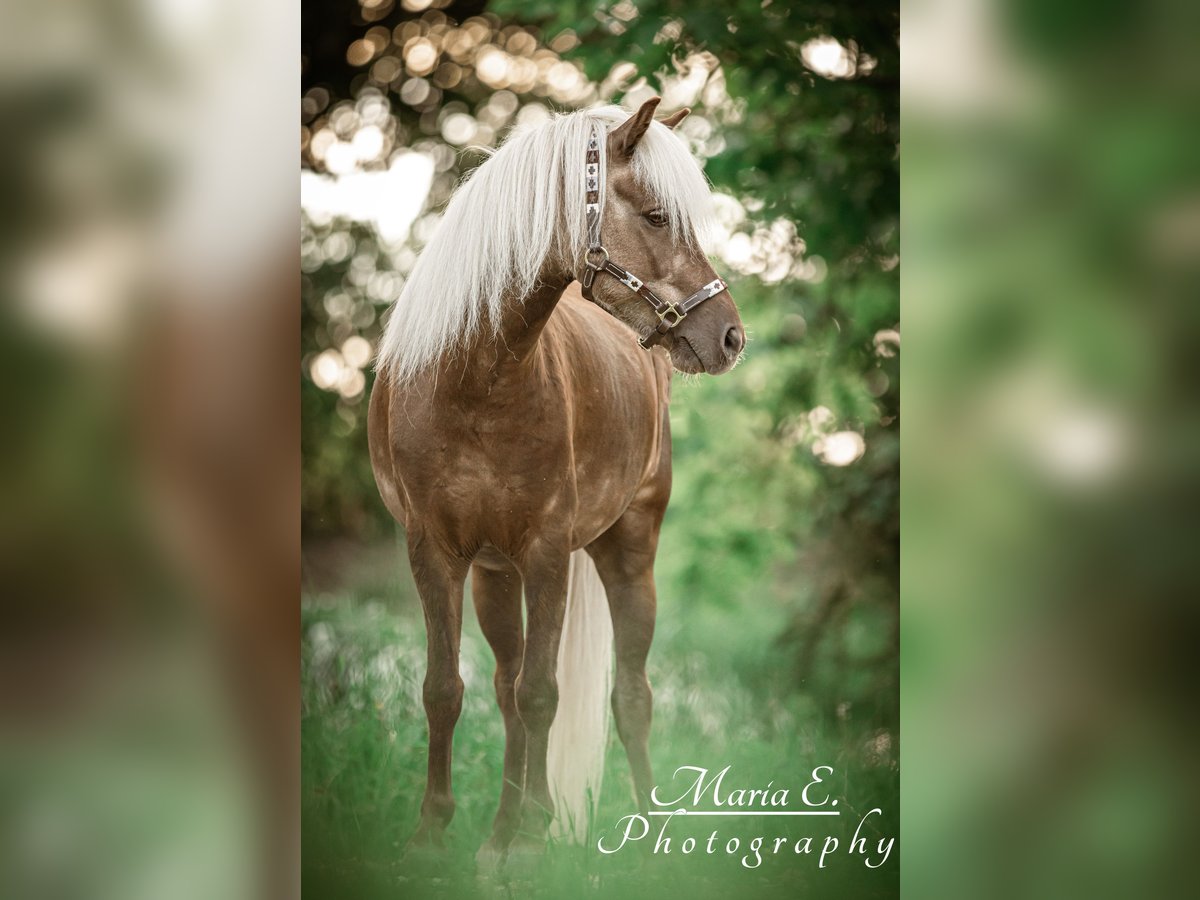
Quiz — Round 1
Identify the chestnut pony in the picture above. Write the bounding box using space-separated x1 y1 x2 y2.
369 98 743 860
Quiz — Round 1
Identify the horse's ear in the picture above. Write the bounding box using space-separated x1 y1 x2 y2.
611 97 661 157
659 107 690 130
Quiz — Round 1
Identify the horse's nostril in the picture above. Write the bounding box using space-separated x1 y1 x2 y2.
724 325 745 357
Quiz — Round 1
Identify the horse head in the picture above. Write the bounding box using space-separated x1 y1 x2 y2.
583 97 745 375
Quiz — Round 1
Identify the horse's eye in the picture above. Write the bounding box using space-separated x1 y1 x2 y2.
644 210 668 227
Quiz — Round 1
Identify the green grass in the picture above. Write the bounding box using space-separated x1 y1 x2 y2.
301 551 898 898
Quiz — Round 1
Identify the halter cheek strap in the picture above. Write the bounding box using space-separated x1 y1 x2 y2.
578 123 727 349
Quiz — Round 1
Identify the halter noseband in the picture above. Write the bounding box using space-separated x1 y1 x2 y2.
578 124 728 349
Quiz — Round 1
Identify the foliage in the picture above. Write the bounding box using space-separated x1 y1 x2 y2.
496 0 899 262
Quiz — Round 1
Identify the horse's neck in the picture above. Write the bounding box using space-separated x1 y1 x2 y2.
439 268 573 394
496 272 574 361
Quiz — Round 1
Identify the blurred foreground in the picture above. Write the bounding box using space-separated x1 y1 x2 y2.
904 0 1200 896
1 1 297 898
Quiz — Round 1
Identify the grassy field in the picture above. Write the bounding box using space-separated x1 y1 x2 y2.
301 539 898 898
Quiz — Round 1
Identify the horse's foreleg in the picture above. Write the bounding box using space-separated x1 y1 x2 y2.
512 543 570 848
601 570 657 811
471 562 526 855
408 535 468 847
589 514 661 812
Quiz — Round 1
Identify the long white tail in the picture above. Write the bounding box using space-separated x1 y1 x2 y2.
546 549 614 843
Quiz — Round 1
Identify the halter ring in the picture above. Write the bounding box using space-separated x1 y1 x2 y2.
657 306 686 328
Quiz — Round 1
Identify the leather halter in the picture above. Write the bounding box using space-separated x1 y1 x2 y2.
578 124 728 349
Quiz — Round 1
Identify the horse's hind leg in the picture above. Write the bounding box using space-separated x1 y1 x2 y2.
407 532 469 848
471 561 525 859
588 505 664 812
511 540 571 849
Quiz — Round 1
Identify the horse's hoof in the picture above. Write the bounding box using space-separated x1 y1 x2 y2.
499 844 547 883
474 839 508 876
502 835 548 876
401 828 447 872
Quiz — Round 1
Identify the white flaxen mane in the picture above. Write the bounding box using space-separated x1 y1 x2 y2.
376 105 716 380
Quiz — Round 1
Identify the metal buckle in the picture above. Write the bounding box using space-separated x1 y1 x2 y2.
581 248 608 296
657 305 685 329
